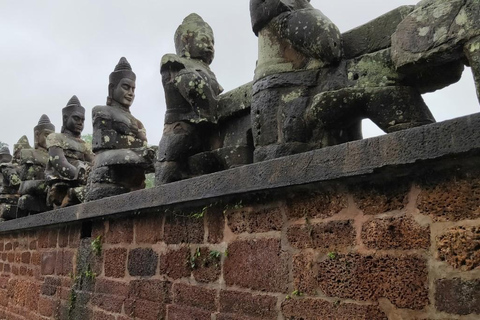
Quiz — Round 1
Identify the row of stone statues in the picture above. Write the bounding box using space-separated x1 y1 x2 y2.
1 0 479 220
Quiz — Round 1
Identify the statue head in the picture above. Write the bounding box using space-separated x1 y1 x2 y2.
250 0 312 35
175 13 215 65
34 114 55 150
0 146 12 164
13 136 31 162
107 57 136 108
62 95 85 137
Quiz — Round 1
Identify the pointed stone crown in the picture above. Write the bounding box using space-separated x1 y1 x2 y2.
34 114 55 133
0 146 11 156
109 57 136 87
14 135 31 150
62 95 85 116
174 13 214 55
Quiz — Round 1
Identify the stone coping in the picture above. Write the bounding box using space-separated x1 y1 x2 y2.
1 112 480 233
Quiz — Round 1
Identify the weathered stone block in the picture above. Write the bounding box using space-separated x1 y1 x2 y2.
159 247 191 280
362 215 430 250
207 207 225 243
219 290 277 319
167 304 211 320
164 214 204 244
38 229 58 249
437 225 480 270
134 213 163 244
227 206 282 234
55 249 74 276
41 252 56 275
127 248 158 277
435 278 480 315
353 182 410 215
282 298 387 320
95 278 129 297
292 252 318 295
192 247 221 283
104 248 127 278
128 279 171 303
124 298 166 320
105 219 133 244
224 239 289 293
173 283 217 312
287 220 355 250
286 192 347 220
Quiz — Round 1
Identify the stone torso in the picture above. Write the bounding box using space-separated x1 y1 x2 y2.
18 148 49 181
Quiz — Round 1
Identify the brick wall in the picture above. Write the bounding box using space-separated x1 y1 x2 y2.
0 114 480 319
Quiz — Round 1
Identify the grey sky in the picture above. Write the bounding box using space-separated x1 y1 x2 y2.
0 0 478 151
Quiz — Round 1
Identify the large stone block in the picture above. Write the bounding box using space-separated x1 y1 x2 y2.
192 247 221 283
226 205 283 234
173 283 217 312
437 225 480 271
134 214 163 244
105 219 133 244
167 304 211 320
159 246 191 280
435 278 480 315
219 290 277 319
127 248 158 277
104 248 127 278
287 220 355 250
352 181 410 215
164 214 204 244
286 192 347 220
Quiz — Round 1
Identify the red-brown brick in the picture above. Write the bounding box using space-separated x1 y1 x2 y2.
173 283 217 312
104 248 127 278
287 220 355 250
219 290 277 319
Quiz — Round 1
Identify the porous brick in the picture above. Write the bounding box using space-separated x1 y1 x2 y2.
435 278 480 315
417 175 480 221
95 278 129 297
105 219 133 244
192 247 221 283
128 248 158 277
167 304 211 320
287 220 355 250
38 297 58 317
173 283 217 312
227 206 283 234
124 298 166 320
224 239 289 293
21 252 30 264
68 225 81 248
58 226 69 248
134 213 163 244
353 181 410 215
437 226 480 270
91 292 124 313
55 250 74 276
219 290 277 319
128 279 171 303
281 298 387 320
286 192 347 220
159 247 191 279
41 252 56 275
104 248 127 278
164 214 204 244
316 253 428 309
292 252 318 295
93 311 115 320
207 206 225 243
362 215 430 250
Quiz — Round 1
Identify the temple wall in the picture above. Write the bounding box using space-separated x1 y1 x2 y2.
0 114 480 319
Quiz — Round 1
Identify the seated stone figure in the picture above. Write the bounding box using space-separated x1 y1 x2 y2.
156 13 223 184
86 57 154 201
17 115 55 216
45 96 93 208
0 146 21 221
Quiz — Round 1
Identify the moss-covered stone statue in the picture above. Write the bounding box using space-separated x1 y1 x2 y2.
17 115 55 216
0 146 21 221
155 13 224 184
86 57 154 201
45 96 94 208
250 0 435 161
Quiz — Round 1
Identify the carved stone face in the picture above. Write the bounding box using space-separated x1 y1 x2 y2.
187 31 215 65
112 78 136 107
35 129 54 150
64 111 85 136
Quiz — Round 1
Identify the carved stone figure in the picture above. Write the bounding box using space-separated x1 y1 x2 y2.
0 147 20 221
17 115 55 216
155 14 224 184
86 57 154 201
250 0 435 161
45 96 93 208
391 0 480 103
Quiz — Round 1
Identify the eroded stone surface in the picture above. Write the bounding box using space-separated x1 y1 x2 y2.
435 278 480 315
437 225 480 270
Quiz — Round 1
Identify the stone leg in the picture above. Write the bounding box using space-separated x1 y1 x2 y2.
464 36 480 105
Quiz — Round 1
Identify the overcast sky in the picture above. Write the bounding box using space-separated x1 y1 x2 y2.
0 0 478 151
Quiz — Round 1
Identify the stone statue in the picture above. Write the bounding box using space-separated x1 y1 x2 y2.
250 0 435 161
0 146 20 221
391 0 480 103
17 115 55 216
155 13 224 184
86 57 154 201
45 96 93 208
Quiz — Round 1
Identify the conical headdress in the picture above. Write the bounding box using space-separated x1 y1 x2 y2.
109 57 136 87
174 13 214 56
14 135 31 151
34 114 55 133
62 95 85 116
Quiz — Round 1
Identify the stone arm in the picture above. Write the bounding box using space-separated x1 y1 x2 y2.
48 147 79 180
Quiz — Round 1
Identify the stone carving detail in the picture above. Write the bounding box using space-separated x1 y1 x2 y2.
250 0 436 161
156 14 226 185
45 96 93 208
17 115 55 216
86 57 154 201
391 0 480 102
0 147 20 220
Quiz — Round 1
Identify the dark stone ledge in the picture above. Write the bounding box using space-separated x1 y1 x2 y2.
2 113 480 233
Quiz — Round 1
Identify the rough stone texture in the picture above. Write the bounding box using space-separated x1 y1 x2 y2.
173 283 217 312
104 248 127 278
125 280 171 320
435 278 480 315
127 248 158 277
437 226 480 271
219 290 277 319
226 206 283 234
206 207 225 243
224 239 289 293
292 252 318 295
353 182 410 215
282 298 388 320
286 192 347 220
417 175 480 221
192 247 221 283
316 254 428 309
105 219 133 244
164 214 204 244
362 215 430 250
134 214 163 244
167 304 211 320
287 220 355 250
159 247 191 280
